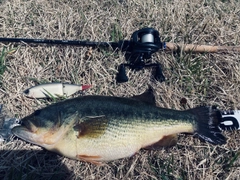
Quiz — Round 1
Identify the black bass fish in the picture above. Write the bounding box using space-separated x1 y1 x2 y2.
12 91 226 164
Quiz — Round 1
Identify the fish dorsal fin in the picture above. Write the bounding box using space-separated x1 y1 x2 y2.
131 87 156 106
74 115 108 138
144 134 178 150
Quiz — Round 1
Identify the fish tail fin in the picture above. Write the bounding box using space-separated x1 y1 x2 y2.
189 106 226 145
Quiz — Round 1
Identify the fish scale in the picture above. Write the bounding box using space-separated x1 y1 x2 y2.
75 118 191 161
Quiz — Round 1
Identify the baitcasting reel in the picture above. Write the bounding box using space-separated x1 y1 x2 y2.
116 28 165 83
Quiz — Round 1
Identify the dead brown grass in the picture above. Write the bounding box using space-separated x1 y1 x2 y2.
0 0 240 179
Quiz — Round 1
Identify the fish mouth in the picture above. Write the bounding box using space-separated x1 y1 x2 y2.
12 118 66 147
12 125 42 146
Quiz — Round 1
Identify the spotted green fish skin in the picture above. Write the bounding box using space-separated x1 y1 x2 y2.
12 95 226 163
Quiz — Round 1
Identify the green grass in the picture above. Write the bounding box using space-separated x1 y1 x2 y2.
110 24 123 42
0 47 7 76
0 46 17 86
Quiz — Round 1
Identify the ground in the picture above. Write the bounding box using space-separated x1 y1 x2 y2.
0 0 240 179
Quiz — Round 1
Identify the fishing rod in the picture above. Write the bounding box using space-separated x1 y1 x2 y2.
1 27 240 82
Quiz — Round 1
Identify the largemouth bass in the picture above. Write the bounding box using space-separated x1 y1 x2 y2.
12 91 226 164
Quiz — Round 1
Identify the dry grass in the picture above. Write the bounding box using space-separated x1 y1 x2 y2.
0 0 240 179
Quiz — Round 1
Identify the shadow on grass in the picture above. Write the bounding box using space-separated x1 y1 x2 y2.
0 149 72 180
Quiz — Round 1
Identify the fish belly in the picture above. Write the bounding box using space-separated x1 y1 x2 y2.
74 122 193 162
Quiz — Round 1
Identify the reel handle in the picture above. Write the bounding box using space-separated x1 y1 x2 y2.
116 28 165 83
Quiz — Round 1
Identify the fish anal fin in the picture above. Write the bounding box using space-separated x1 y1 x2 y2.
131 87 156 106
74 115 108 138
76 154 103 165
144 134 178 150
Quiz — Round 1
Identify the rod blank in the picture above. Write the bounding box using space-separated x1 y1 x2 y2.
0 37 119 48
1 37 240 53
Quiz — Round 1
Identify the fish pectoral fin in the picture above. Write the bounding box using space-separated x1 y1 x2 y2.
76 155 103 165
73 115 108 138
144 134 178 150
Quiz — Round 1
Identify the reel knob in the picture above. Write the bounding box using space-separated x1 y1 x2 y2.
154 64 165 82
116 64 128 83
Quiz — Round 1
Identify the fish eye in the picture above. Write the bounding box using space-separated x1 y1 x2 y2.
21 120 26 126
23 89 29 94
